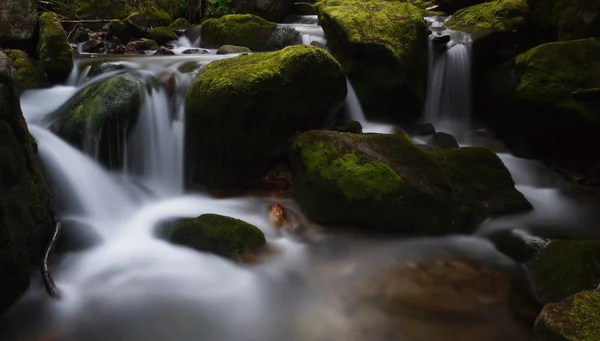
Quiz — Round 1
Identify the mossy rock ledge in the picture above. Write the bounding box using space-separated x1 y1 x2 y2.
0 52 55 314
52 74 144 169
479 38 600 161
200 14 299 51
534 290 600 341
529 240 600 304
446 0 531 70
1 49 49 91
168 214 266 261
316 0 427 122
185 44 347 189
289 130 532 235
37 12 74 83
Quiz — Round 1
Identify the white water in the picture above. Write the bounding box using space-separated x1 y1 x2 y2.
345 79 394 134
424 16 473 143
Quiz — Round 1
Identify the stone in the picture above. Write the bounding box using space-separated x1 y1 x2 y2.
37 12 74 83
216 44 252 54
148 26 178 45
535 290 600 341
1 49 49 90
527 0 600 42
206 0 294 22
432 132 459 149
0 0 38 47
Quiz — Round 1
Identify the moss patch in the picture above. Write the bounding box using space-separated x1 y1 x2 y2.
148 26 178 45
169 17 190 30
446 0 529 38
169 214 266 261
37 12 74 83
2 49 49 90
535 291 600 340
527 0 600 41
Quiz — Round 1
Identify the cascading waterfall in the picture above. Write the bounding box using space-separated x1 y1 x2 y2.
424 16 473 143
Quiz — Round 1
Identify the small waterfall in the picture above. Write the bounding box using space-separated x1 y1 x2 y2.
424 16 473 143
345 79 394 134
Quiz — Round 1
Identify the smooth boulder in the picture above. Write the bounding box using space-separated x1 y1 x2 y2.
0 52 55 314
289 130 531 234
216 44 252 54
148 26 178 45
200 14 299 51
37 12 74 83
169 214 266 261
535 290 600 340
2 49 49 90
206 0 293 22
316 0 427 122
0 0 38 47
185 45 346 189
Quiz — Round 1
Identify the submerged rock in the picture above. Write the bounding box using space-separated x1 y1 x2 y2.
182 48 209 54
185 45 346 189
148 26 178 45
529 240 600 304
535 290 600 340
527 0 600 41
216 44 252 54
200 14 299 51
480 39 600 161
37 12 74 83
289 131 531 235
316 0 427 122
0 52 55 314
1 49 49 90
168 214 266 261
0 0 38 47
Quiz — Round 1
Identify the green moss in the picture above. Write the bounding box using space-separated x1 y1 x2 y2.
206 0 236 18
169 17 190 30
107 19 129 42
536 291 600 340
2 49 49 90
148 26 178 45
169 214 266 261
530 240 600 303
446 0 529 37
74 0 130 19
289 130 531 234
200 14 279 51
185 45 347 188
37 12 74 83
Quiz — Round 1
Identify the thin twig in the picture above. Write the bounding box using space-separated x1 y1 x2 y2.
42 219 62 299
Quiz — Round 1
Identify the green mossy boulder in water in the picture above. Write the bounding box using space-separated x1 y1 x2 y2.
1 49 49 90
148 26 178 45
206 0 293 22
0 52 55 314
53 74 144 169
529 240 600 304
169 214 266 261
535 290 600 341
169 18 190 31
316 0 427 122
185 45 346 189
479 38 600 161
446 0 530 70
37 12 74 83
527 0 600 42
200 14 299 51
0 0 38 47
74 0 129 20
289 130 531 234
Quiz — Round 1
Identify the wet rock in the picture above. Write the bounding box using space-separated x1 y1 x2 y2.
216 44 252 54
527 0 600 42
0 0 38 47
69 25 90 44
486 229 546 263
113 45 125 54
408 123 436 136
37 12 74 83
200 14 299 51
289 130 532 235
329 119 362 134
125 39 158 54
148 26 178 45
87 62 127 78
154 46 175 55
529 240 600 304
432 132 459 149
316 0 427 122
182 48 209 54
81 39 106 53
168 18 190 31
1 49 49 90
168 214 266 261
185 45 346 189
480 39 600 161
74 0 129 20
206 0 293 22
0 51 55 314
309 40 327 50
535 290 600 340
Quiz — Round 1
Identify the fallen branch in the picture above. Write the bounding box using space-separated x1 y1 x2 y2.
42 219 62 299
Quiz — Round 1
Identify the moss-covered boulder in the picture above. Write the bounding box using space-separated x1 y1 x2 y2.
527 0 600 42
37 12 74 83
125 39 159 54
169 214 266 261
446 0 531 70
200 14 299 51
148 26 178 45
206 0 293 22
0 52 55 314
535 290 600 341
316 0 427 122
529 240 600 304
289 130 531 234
2 49 49 90
74 0 129 20
479 39 600 161
216 44 251 54
169 17 190 31
185 45 346 189
0 0 38 47
53 74 144 169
